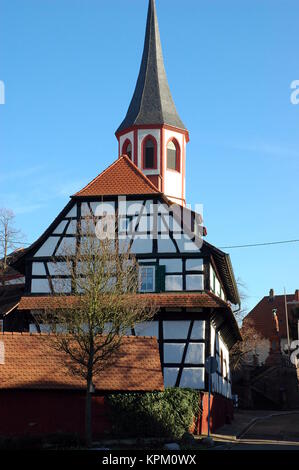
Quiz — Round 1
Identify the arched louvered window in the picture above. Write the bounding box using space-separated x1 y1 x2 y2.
142 136 157 169
167 139 180 172
122 139 132 160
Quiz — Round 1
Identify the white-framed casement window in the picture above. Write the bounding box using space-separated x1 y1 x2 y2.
139 265 155 292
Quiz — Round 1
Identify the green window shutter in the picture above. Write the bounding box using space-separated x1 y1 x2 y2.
155 265 166 292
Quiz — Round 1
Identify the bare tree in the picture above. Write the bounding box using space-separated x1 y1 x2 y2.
230 318 263 371
230 278 263 370
38 218 157 447
0 208 24 285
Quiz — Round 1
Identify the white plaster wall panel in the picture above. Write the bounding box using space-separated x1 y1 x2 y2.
175 235 198 253
164 170 182 201
34 237 59 257
163 321 190 339
164 343 185 363
165 275 183 291
172 217 182 233
66 220 77 235
66 206 77 218
145 200 156 214
157 238 176 253
137 215 153 232
163 129 185 201
56 237 76 256
159 258 182 273
191 321 205 340
158 214 170 234
31 278 51 294
164 368 179 388
180 368 205 389
134 321 159 338
47 262 69 276
94 201 116 217
131 238 153 254
210 265 215 291
138 129 160 174
32 263 46 276
215 277 221 297
53 220 68 234
185 343 205 364
210 325 216 356
119 131 134 160
186 259 203 271
52 278 72 294
186 274 204 291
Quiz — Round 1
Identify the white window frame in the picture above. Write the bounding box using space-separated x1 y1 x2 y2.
139 265 155 293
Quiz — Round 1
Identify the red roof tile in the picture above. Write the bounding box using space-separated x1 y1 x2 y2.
18 292 229 311
0 333 164 392
74 155 161 197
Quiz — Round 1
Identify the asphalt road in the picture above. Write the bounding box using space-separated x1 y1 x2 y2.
219 413 299 450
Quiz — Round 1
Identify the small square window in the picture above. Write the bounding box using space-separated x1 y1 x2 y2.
139 266 155 292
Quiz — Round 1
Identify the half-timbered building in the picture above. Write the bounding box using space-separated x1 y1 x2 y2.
10 0 241 430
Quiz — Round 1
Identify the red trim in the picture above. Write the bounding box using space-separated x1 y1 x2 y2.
160 127 164 192
182 135 185 204
134 129 138 166
141 135 158 170
166 137 181 172
122 138 132 160
116 124 189 143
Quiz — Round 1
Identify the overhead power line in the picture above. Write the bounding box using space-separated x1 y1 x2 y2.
4 238 299 250
219 239 299 249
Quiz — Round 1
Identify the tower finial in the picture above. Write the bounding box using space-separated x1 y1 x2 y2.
116 0 186 134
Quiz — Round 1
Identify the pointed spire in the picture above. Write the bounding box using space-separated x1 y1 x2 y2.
116 0 186 134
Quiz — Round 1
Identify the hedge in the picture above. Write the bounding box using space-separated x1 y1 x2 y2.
107 388 201 439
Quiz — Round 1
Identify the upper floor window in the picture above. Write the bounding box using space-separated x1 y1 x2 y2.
142 136 157 169
167 139 180 172
122 139 132 160
139 266 155 292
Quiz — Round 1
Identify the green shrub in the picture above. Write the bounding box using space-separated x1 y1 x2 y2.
107 388 201 440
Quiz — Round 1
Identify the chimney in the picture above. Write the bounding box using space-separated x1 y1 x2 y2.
0 341 4 365
295 290 299 302
269 288 275 301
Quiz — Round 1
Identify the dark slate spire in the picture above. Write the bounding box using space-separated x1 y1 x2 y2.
116 0 186 133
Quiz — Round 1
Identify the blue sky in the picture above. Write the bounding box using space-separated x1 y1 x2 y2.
0 0 299 314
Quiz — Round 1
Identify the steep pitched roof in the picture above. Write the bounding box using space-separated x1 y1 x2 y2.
74 155 161 197
116 0 186 134
0 333 164 392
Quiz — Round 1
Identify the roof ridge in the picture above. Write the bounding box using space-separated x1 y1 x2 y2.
73 157 127 197
120 155 162 193
73 155 161 197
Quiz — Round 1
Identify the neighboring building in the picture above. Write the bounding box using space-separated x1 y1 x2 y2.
0 249 26 333
7 0 241 432
0 334 163 438
237 289 299 409
243 288 299 366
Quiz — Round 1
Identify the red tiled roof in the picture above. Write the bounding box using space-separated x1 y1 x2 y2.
243 292 298 339
0 333 164 392
18 292 230 311
74 155 161 197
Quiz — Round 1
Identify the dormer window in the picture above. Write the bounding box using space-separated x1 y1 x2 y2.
142 136 157 169
122 139 132 160
167 139 180 172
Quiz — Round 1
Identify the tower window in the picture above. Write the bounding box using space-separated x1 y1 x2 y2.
122 139 132 159
142 136 157 169
167 139 180 172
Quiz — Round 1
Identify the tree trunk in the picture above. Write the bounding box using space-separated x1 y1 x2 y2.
85 376 93 448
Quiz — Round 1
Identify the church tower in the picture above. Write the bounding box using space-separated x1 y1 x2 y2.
115 0 189 207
